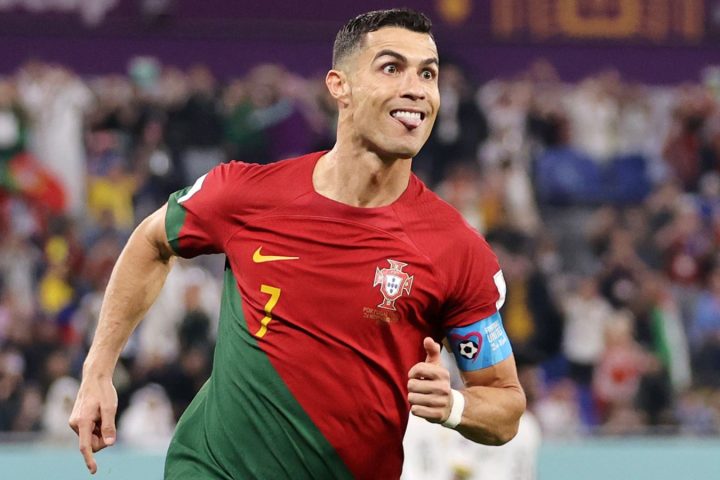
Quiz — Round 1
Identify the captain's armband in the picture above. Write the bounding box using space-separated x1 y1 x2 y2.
446 312 512 372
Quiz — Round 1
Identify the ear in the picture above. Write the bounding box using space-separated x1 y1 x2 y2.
325 69 351 108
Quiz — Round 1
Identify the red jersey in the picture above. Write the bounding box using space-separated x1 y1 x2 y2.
164 152 504 479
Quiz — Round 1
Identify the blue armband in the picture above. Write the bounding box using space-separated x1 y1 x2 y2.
447 312 512 371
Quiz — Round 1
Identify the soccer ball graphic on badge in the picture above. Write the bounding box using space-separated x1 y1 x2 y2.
458 340 479 359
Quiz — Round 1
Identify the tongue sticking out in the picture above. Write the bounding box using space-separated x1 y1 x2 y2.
391 111 422 129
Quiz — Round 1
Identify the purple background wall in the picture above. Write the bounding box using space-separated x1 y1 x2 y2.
2 0 720 83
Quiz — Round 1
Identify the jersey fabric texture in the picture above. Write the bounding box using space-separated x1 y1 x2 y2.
163 151 507 479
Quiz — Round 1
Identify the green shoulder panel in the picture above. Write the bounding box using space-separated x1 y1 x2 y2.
165 188 190 256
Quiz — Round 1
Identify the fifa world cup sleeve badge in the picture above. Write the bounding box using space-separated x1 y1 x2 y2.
373 259 414 311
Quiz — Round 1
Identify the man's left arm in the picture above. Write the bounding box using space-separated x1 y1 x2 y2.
408 337 526 445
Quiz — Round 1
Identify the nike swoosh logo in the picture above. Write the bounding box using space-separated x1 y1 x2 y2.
252 247 300 263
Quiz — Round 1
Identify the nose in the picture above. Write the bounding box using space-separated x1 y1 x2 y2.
399 70 426 101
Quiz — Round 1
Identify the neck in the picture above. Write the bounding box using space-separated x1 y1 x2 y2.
313 140 412 208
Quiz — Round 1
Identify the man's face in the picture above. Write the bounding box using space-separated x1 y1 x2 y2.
341 27 440 159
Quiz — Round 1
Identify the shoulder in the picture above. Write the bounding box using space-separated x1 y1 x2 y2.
173 152 320 224
217 152 319 185
397 178 500 302
198 152 319 203
399 177 494 258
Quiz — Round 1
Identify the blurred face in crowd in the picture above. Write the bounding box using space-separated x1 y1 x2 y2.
328 27 440 160
0 80 16 108
188 64 216 96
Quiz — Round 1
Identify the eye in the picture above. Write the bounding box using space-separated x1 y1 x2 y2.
382 64 398 75
421 69 436 80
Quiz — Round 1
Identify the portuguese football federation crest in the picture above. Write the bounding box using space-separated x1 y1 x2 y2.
373 259 414 311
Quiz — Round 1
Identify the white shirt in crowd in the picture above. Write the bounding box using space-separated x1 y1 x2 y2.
402 410 541 480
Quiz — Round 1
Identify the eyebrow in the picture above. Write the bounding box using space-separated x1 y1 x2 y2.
373 49 439 68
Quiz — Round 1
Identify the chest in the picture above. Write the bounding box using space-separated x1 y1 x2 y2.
226 215 442 340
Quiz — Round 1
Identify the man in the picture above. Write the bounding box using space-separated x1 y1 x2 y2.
70 9 526 479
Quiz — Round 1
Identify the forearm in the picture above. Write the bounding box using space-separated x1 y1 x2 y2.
455 383 526 445
408 341 526 445
83 212 175 378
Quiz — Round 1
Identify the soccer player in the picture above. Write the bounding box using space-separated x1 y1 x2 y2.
69 8 526 479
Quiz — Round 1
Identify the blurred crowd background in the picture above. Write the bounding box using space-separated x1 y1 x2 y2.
2 54 720 452
0 3 719 480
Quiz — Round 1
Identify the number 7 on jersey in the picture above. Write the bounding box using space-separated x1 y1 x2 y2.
255 284 281 338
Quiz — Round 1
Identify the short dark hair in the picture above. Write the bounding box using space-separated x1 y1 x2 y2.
332 9 433 67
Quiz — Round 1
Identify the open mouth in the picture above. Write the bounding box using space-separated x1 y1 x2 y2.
390 109 425 129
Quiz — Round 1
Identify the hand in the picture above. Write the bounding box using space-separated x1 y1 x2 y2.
68 375 118 474
407 337 454 423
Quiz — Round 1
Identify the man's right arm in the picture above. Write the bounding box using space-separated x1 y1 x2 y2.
69 204 175 474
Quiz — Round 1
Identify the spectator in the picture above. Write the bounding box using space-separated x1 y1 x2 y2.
417 63 488 185
535 378 583 437
662 85 714 192
565 71 621 163
0 347 25 430
689 263 720 387
41 376 79 443
136 262 219 368
0 79 26 161
490 229 564 365
16 62 93 214
175 64 225 183
562 276 614 387
593 311 648 422
118 383 175 450
85 129 137 232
